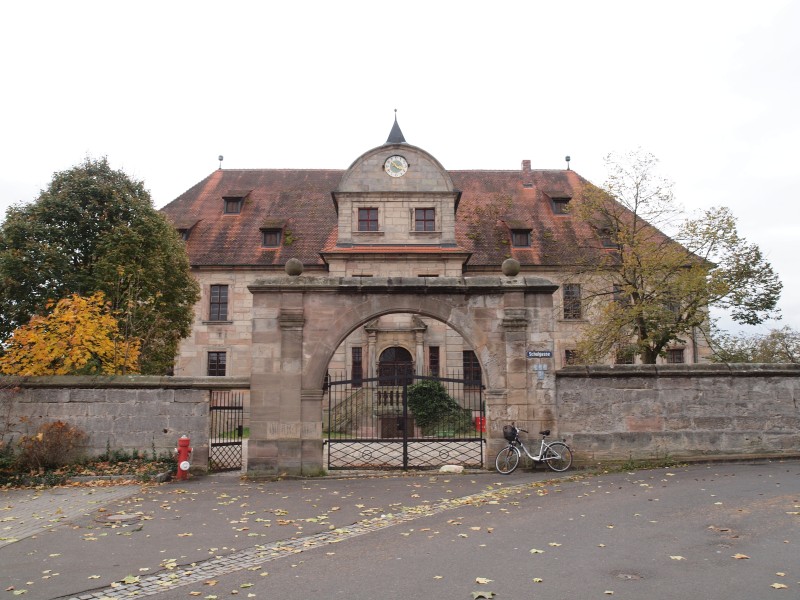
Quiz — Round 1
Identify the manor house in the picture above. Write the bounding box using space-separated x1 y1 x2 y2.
161 119 705 383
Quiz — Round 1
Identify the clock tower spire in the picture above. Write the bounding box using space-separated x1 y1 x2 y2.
385 109 406 144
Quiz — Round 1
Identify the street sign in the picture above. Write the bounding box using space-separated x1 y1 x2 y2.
526 350 553 358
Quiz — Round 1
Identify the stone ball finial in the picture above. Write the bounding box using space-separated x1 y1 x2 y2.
501 258 520 276
285 258 304 276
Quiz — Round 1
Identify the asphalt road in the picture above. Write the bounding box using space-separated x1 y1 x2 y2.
1 460 797 600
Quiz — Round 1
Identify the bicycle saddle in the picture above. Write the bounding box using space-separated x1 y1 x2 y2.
540 429 551 436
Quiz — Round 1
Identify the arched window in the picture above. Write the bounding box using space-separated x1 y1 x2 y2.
378 346 414 385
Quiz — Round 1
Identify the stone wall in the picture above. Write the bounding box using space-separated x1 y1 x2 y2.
0 376 249 468
556 364 800 462
3 365 798 472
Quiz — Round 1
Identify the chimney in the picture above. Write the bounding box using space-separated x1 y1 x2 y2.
521 160 533 188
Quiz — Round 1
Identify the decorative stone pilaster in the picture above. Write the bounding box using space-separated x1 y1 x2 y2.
501 307 528 331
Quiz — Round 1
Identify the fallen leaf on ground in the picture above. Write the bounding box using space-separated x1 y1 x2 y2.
475 577 493 584
670 556 686 560
732 554 750 559
770 583 788 589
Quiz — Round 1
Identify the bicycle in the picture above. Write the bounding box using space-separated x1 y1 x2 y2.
495 423 573 474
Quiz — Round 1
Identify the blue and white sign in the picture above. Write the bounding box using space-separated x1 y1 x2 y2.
526 350 553 358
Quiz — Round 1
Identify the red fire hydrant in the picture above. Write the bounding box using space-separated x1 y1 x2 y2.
175 435 192 480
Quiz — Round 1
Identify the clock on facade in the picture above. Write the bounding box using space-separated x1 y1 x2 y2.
384 155 408 177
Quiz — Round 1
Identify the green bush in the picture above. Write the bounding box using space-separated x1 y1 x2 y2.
0 439 16 471
439 408 476 436
407 380 464 435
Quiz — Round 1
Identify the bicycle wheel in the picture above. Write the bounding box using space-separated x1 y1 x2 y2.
495 445 521 474
544 442 572 472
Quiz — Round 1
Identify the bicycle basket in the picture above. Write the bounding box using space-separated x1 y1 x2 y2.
502 425 517 442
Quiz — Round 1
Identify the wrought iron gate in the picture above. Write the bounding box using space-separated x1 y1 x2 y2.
325 374 484 470
209 391 244 472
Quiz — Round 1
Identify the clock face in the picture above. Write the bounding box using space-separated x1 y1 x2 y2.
384 155 409 177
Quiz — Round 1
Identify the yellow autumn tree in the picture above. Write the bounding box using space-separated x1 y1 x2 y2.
0 292 140 376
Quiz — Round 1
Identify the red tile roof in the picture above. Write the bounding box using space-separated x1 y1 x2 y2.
160 166 609 270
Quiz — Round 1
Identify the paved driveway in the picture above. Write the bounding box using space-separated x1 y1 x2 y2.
0 460 797 600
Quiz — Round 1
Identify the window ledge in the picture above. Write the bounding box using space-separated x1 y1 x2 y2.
202 320 234 325
410 230 442 235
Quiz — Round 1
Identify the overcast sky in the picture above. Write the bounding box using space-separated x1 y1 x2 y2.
1 1 797 334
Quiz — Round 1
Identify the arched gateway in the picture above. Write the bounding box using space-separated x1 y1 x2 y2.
246 274 558 476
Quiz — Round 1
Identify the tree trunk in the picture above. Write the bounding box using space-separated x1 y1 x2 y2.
641 348 659 364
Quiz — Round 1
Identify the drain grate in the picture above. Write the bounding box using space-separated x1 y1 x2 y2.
613 571 643 580
97 513 142 524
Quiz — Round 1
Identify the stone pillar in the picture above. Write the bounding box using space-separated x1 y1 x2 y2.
246 294 306 477
485 388 509 458
367 330 377 378
415 330 425 375
501 303 530 421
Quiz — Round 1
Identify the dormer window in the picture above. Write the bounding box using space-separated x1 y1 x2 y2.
222 190 250 214
552 197 571 214
504 220 532 247
511 230 531 247
224 197 243 214
172 219 199 242
262 229 281 247
598 227 617 248
260 219 285 248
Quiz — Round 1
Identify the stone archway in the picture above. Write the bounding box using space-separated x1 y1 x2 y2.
245 274 558 476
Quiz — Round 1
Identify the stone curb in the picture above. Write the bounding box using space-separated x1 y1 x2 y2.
66 471 173 484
